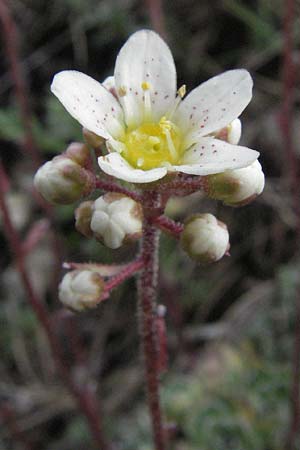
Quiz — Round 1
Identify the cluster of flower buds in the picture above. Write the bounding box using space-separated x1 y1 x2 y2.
34 143 95 204
32 29 267 314
75 193 143 249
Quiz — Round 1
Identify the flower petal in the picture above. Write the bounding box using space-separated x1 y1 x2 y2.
172 137 259 175
114 30 177 129
174 70 253 144
98 152 167 183
51 70 125 140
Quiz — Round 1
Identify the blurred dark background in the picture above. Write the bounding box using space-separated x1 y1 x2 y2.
0 0 299 449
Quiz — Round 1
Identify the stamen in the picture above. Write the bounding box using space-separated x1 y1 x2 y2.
141 81 152 122
164 128 177 161
137 157 144 167
166 84 187 120
178 84 186 98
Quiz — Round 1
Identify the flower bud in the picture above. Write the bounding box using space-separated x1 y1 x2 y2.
180 213 229 264
215 119 242 145
90 193 143 249
65 142 91 167
34 156 94 204
59 270 104 312
82 128 105 148
205 160 265 207
75 200 94 238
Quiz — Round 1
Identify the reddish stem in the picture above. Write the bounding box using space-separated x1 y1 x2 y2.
138 191 166 450
158 174 206 196
153 215 184 239
145 0 167 39
104 258 144 292
0 2 63 295
156 305 168 375
0 403 35 450
22 219 50 255
0 164 109 450
281 1 300 448
95 178 141 202
0 0 41 168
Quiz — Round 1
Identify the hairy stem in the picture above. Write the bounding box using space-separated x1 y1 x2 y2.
152 215 184 239
138 192 166 450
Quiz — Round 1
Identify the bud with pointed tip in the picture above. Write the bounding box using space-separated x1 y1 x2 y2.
214 119 242 145
90 193 143 249
180 213 229 264
59 269 105 312
75 200 94 238
34 156 95 204
205 160 265 207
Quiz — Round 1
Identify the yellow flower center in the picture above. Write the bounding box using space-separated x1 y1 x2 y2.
121 117 182 170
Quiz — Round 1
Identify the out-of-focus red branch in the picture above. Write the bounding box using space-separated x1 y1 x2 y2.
0 1 64 291
0 162 109 450
0 403 35 450
281 1 300 449
0 0 41 168
145 0 167 39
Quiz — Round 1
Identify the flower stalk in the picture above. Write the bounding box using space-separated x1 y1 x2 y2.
138 191 166 450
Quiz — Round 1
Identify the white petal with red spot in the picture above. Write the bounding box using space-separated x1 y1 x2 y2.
114 30 177 129
174 70 252 145
171 137 259 176
51 71 125 140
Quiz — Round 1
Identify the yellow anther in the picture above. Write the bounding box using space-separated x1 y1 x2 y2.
177 84 186 98
118 86 127 97
141 81 151 91
159 116 172 131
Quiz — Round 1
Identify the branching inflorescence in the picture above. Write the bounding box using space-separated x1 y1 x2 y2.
34 30 265 449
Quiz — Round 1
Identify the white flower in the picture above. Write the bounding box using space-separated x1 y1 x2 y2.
90 193 143 249
59 270 104 312
180 213 229 263
51 30 259 184
206 160 265 206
